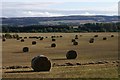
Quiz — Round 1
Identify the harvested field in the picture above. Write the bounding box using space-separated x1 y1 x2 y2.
2 32 119 78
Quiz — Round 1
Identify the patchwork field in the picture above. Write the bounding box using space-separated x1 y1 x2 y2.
2 32 119 78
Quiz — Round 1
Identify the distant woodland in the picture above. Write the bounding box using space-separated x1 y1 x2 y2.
2 22 120 33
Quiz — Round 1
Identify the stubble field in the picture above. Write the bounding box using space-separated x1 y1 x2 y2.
2 32 119 78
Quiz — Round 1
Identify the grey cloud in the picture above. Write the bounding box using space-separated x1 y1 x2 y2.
2 9 117 17
1 2 117 17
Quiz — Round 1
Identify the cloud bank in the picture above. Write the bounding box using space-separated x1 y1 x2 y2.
1 2 118 17
23 11 65 17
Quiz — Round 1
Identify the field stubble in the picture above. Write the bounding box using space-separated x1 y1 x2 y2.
2 32 119 78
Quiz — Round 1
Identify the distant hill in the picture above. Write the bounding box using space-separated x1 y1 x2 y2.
1 15 118 26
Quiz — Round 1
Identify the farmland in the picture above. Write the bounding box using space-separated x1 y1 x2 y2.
2 32 119 78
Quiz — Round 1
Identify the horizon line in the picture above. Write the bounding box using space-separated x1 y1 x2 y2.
1 15 118 18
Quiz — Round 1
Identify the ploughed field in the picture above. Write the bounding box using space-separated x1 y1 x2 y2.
2 33 119 78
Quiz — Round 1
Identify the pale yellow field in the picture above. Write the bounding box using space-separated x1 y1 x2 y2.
2 32 119 78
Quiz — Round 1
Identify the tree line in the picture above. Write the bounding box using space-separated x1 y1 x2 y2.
2 22 120 33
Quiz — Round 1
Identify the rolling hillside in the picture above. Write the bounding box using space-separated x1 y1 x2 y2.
1 15 118 26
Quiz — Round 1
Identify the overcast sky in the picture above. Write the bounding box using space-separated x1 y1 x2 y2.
1 0 119 17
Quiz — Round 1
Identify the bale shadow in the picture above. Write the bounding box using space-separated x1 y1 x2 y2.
5 70 34 73
12 51 23 54
45 46 57 48
44 46 51 48
12 51 29 54
5 70 50 73
51 58 67 61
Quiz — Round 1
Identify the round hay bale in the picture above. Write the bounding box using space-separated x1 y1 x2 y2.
56 36 59 38
2 38 6 42
36 37 39 39
60 35 63 37
16 38 20 40
73 41 78 45
29 36 38 39
19 37 22 39
52 39 56 41
75 37 78 39
80 35 82 37
29 37 31 39
94 35 98 37
89 38 94 43
23 47 29 52
31 55 51 72
66 50 77 59
4 33 12 39
104 61 109 63
71 39 75 42
103 37 107 40
32 41 36 45
21 39 24 42
40 37 44 40
38 36 41 38
51 43 56 47
51 36 55 38
111 35 114 37
76 63 81 65
9 66 16 69
116 60 120 63
75 35 78 39
12 34 19 39
96 61 105 64
24 37 27 39
75 35 78 37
